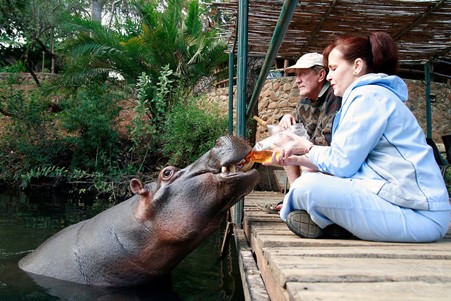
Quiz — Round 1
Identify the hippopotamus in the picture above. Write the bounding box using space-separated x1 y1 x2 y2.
19 135 259 287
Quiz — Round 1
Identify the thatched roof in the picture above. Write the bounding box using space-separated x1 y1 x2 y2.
212 0 451 64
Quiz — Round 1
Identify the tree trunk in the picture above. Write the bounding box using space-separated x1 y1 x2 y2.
91 0 107 22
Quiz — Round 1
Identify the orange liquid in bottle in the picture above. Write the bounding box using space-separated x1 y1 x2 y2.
245 150 278 164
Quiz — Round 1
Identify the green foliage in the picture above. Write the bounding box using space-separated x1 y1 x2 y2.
59 0 228 91
0 80 65 172
128 66 177 172
59 84 122 171
0 0 230 198
131 72 157 145
0 0 28 41
59 16 141 85
18 165 127 204
161 97 227 166
0 0 90 74
0 62 27 72
20 166 67 190
0 78 128 198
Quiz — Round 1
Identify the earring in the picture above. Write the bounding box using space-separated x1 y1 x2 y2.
353 71 358 75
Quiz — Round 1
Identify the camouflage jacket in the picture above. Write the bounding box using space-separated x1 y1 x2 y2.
295 84 342 146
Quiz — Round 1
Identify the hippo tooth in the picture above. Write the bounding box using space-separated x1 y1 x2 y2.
221 165 236 174
241 161 254 172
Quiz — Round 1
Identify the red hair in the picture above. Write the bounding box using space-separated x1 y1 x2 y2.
323 32 399 75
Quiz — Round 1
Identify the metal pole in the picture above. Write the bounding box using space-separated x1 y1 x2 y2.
424 63 432 139
246 0 298 118
228 51 235 135
233 0 249 226
236 0 248 139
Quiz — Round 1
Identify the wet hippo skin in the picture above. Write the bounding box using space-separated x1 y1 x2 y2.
19 136 260 287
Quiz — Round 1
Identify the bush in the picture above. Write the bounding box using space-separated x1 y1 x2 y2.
0 81 67 174
0 80 127 195
161 97 228 167
59 84 122 171
129 67 174 157
0 62 27 73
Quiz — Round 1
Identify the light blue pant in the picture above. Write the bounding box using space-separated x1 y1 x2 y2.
280 172 450 242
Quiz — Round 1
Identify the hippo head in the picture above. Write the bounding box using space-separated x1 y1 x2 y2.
130 135 260 244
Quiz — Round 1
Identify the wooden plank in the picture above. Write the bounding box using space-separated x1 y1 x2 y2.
264 246 451 259
270 257 451 285
286 282 451 301
233 228 270 301
251 234 291 301
254 231 451 248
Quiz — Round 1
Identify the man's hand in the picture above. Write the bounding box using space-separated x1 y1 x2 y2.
279 114 296 129
271 131 313 155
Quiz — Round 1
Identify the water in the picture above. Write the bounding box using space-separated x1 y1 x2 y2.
0 193 244 301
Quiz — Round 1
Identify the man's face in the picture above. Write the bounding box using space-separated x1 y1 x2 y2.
294 68 325 100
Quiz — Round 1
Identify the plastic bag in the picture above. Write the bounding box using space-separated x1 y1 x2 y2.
254 123 309 151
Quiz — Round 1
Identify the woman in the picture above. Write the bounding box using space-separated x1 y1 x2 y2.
269 32 450 242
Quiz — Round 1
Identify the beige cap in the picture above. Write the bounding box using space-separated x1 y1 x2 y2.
285 52 324 73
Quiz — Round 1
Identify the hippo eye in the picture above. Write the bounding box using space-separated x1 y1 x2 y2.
161 167 177 181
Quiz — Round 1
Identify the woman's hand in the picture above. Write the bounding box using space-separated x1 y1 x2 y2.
262 131 318 172
264 149 319 172
271 148 298 166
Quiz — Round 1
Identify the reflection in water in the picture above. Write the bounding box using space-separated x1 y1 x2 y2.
27 272 182 301
0 192 244 301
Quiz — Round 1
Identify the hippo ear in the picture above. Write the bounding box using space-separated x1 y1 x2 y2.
130 179 155 221
130 178 150 197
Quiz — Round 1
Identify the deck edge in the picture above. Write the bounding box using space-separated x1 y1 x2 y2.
233 226 271 301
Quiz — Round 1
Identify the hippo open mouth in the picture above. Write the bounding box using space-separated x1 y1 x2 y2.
221 156 254 174
215 151 257 186
207 135 256 177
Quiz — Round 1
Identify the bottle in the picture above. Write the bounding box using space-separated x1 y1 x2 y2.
245 150 279 164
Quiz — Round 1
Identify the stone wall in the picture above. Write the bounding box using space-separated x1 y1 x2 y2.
205 77 451 143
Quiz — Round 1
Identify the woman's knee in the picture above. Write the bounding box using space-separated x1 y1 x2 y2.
291 172 324 190
290 173 355 209
289 173 332 207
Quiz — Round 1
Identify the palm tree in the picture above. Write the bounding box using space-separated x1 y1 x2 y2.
60 0 227 90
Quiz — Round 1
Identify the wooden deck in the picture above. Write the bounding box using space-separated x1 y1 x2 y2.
233 191 451 301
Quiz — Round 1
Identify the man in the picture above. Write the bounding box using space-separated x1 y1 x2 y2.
278 52 342 185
